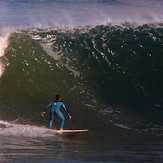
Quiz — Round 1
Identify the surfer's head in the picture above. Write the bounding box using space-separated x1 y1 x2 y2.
56 94 61 101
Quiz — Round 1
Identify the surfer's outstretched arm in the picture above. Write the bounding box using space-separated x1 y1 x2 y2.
42 102 52 116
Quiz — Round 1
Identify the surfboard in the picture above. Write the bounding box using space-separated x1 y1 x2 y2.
54 129 89 135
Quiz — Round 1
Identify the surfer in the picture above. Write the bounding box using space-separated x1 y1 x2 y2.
42 94 72 130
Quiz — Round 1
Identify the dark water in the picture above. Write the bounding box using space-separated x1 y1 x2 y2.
0 0 163 162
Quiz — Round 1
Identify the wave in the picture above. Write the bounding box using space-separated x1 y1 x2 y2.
0 1 163 135
0 24 162 132
0 0 163 58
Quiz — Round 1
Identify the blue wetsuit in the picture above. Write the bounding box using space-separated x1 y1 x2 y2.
44 101 70 129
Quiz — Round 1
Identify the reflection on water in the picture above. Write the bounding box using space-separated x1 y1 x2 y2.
0 134 89 162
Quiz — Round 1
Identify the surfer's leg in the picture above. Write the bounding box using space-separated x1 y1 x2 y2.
49 112 55 129
56 111 65 129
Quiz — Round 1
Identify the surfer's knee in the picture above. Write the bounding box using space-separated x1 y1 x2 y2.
62 117 66 122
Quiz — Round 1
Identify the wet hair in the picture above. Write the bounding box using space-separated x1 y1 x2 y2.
55 94 61 101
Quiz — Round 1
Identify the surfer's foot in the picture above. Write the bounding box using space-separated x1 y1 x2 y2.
60 128 64 131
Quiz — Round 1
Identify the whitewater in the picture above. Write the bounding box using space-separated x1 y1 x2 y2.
0 0 163 162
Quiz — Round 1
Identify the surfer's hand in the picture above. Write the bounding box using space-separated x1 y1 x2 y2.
42 112 46 116
69 116 72 120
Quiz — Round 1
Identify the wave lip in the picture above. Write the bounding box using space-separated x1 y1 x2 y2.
0 0 163 29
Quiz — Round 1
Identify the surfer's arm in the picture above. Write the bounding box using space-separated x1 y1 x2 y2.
42 102 52 116
62 103 71 119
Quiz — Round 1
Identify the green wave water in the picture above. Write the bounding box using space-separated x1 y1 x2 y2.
0 24 163 129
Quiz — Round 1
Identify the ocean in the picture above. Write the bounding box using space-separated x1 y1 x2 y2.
0 0 163 162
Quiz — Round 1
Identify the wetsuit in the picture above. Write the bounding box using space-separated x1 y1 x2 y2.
43 100 70 129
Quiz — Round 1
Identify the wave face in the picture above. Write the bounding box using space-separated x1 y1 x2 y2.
0 0 163 131
1 24 163 126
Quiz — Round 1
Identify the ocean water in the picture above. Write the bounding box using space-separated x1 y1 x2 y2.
0 0 163 162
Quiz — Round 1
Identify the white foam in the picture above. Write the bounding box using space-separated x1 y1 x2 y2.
0 31 11 77
0 32 10 57
0 62 4 77
0 120 57 138
113 123 132 130
0 0 163 30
